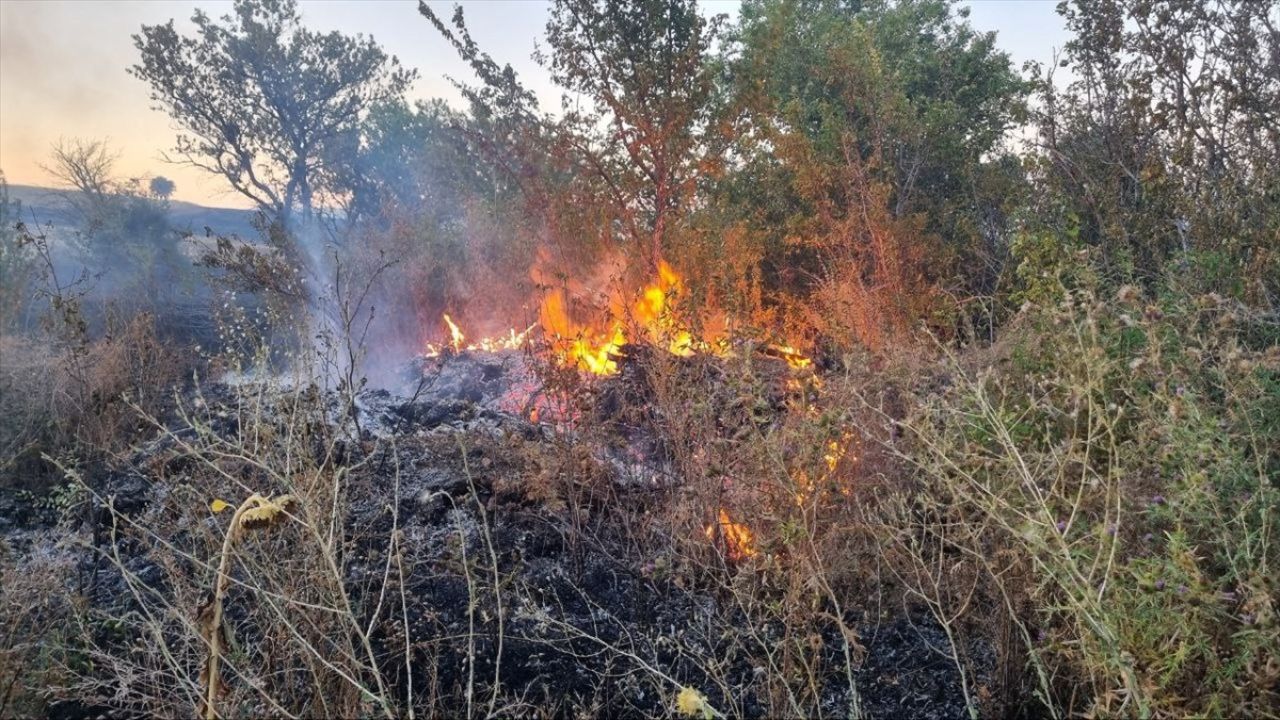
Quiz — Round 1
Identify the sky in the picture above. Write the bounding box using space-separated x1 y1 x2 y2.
0 0 1070 208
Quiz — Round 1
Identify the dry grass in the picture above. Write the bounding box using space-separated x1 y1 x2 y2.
2 257 1276 719
872 283 1280 717
0 313 187 491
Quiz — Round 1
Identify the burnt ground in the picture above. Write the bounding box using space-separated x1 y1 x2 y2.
1 350 992 719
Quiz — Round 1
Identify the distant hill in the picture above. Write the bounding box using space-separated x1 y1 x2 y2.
6 184 260 239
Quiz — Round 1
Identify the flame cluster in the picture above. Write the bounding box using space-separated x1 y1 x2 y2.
705 509 756 561
424 260 719 373
423 315 536 357
419 259 824 563
539 260 719 375
423 259 811 378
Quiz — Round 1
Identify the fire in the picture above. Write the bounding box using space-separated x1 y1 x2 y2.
539 289 628 374
443 313 465 352
539 259 729 375
424 318 536 357
794 431 856 506
705 508 756 561
768 344 812 370
425 259 813 377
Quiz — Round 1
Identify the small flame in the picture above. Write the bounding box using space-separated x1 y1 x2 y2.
823 438 844 472
768 344 812 370
794 432 856 506
424 317 536 357
443 313 465 352
705 508 756 561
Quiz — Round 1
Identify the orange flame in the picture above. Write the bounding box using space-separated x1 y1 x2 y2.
443 313 465 352
705 508 756 561
424 318 536 357
794 432 856 506
768 344 812 370
539 259 730 374
426 258 813 377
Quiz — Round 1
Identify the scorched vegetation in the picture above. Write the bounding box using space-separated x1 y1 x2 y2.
1 0 1277 718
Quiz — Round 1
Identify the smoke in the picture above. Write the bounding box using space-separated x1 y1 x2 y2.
318 199 543 391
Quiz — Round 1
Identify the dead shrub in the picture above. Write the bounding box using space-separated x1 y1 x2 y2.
797 147 944 356
0 313 189 491
0 538 80 718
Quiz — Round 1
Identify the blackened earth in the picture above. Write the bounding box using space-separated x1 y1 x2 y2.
2 350 994 719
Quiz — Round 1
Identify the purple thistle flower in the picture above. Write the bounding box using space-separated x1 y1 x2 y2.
1177 584 1188 595
1155 579 1166 590
1151 495 1166 506
1056 520 1067 532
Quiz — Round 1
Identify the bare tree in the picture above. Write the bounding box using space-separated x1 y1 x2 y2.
41 138 119 209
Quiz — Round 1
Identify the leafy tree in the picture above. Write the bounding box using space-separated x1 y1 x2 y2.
416 1 544 201
541 0 727 271
341 99 490 228
422 0 728 273
148 176 176 200
131 0 415 229
1029 0 1279 300
716 0 1027 347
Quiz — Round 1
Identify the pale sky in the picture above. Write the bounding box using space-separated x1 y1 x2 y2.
0 0 1068 208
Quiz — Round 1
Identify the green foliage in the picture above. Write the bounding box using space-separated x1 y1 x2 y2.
901 272 1280 716
16 474 87 525
1028 0 1280 300
1007 213 1092 307
705 0 1028 348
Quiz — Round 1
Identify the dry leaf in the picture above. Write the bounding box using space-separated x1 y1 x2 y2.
238 494 296 530
676 686 710 718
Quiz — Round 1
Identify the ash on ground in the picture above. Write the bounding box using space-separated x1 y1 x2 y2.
1 349 992 719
